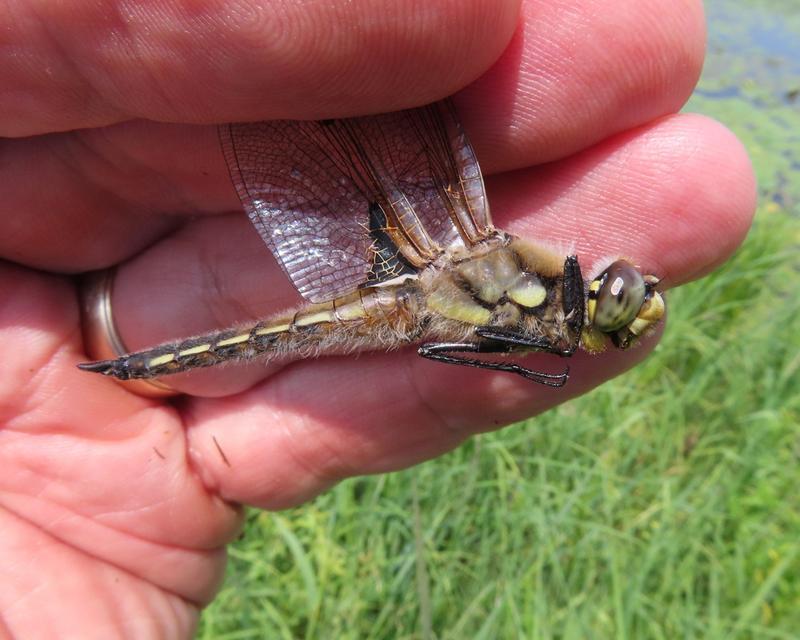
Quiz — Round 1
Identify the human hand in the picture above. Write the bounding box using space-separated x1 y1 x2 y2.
0 0 754 636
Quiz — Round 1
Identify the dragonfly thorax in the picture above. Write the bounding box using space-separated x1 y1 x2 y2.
422 238 575 349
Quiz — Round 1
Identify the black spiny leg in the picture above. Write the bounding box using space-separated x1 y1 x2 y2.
474 328 574 357
562 255 584 354
418 342 569 387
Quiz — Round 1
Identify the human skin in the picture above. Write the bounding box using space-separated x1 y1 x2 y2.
0 0 755 637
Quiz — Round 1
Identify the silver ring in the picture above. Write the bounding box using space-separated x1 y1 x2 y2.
79 269 180 398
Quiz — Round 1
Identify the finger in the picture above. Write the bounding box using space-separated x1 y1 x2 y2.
493 114 756 288
0 0 705 271
0 124 228 271
457 0 706 172
0 508 199 634
0 266 242 602
2 0 520 136
80 112 754 402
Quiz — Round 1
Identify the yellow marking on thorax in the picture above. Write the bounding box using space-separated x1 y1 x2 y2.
178 343 212 356
427 287 492 326
457 250 518 304
507 276 546 309
371 287 402 320
148 353 176 367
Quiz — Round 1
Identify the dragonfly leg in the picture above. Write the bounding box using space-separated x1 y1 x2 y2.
417 342 569 387
474 328 574 357
562 254 584 353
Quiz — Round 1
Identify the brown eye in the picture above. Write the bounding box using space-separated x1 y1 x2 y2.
590 261 646 332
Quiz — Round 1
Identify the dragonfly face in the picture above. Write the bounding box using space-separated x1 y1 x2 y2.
79 100 664 386
584 261 665 351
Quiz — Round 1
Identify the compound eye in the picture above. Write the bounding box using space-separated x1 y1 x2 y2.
592 261 646 332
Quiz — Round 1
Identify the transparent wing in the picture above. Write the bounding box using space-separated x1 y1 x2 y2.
219 100 493 303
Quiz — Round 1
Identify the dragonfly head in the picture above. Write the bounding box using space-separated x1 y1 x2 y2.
583 260 665 351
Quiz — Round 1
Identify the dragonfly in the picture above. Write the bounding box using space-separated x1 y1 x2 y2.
79 100 665 387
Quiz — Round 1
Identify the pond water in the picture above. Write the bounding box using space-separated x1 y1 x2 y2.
687 0 800 207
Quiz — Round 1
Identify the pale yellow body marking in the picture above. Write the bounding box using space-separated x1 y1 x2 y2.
426 288 492 326
215 333 251 347
255 323 291 335
148 353 176 367
507 278 547 309
294 309 335 327
586 279 601 323
333 298 368 322
178 343 212 356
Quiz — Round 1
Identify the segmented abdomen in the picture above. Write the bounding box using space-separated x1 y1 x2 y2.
78 283 422 380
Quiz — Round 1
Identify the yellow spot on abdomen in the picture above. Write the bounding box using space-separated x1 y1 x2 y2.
148 353 176 367
255 323 291 335
215 334 250 347
178 344 212 356
294 310 334 327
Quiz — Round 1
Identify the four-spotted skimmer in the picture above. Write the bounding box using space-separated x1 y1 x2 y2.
79 101 664 387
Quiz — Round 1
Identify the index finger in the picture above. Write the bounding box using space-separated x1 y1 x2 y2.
1 0 520 136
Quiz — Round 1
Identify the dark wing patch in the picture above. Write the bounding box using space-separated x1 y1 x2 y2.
364 202 418 287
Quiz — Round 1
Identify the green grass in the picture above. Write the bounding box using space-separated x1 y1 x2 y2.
199 206 800 639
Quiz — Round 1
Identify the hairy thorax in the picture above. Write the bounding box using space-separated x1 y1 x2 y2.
419 235 577 350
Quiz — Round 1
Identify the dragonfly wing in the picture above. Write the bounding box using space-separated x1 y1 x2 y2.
220 119 374 303
220 100 494 303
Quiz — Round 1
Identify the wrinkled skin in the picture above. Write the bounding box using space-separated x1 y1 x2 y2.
0 0 755 637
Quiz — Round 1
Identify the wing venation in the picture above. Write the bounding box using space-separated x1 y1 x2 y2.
220 100 493 303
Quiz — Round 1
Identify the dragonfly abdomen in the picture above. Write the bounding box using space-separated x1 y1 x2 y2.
79 281 423 380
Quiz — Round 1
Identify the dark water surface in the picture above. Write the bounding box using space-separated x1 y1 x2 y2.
688 0 800 207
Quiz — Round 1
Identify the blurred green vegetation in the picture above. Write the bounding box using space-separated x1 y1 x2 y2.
201 2 800 637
